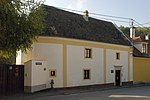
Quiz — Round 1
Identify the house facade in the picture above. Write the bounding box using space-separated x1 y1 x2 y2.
16 5 132 92
129 27 150 83
20 37 132 92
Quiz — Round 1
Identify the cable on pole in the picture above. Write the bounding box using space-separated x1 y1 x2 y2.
55 6 148 28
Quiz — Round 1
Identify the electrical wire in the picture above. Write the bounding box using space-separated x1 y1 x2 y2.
56 6 148 28
58 7 131 21
142 22 150 25
58 7 83 13
90 12 130 20
133 20 144 27
91 15 129 23
114 24 133 45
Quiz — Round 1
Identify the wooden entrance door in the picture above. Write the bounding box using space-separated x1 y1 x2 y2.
0 65 24 95
115 70 121 86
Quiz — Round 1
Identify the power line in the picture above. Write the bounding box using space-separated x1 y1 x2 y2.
114 24 133 45
142 22 150 25
90 12 130 20
58 7 83 13
133 20 150 35
133 20 144 27
92 15 129 23
56 6 148 28
133 23 142 27
58 7 131 21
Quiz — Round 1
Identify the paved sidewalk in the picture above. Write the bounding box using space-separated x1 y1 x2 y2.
0 83 149 100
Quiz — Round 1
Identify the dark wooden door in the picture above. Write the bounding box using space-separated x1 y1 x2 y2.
0 65 24 95
115 70 121 86
0 65 7 94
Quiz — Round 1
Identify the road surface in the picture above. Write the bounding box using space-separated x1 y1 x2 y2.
29 86 150 100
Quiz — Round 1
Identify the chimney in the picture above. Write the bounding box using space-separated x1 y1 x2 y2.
83 10 89 21
130 26 135 38
145 34 149 40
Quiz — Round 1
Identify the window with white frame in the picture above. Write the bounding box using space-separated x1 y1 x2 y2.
83 69 91 79
142 43 147 53
116 52 120 60
49 69 56 77
84 48 92 58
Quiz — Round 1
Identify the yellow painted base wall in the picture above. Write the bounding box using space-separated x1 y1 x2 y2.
133 57 150 82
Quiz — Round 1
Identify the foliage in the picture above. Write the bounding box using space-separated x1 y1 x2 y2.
0 55 16 64
0 0 45 62
119 25 150 36
136 27 150 35
119 26 130 35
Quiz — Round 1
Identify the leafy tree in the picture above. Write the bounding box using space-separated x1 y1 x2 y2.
119 25 130 35
119 26 150 36
0 0 45 63
136 27 150 36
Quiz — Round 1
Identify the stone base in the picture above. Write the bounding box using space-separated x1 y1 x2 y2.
63 82 133 89
122 81 133 86
24 81 133 93
24 84 46 93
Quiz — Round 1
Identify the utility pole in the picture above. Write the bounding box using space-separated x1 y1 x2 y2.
130 19 134 57
130 19 135 38
130 19 134 27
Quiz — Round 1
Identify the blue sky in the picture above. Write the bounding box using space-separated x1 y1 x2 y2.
44 0 150 27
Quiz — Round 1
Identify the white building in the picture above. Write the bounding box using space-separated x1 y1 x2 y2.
16 5 132 92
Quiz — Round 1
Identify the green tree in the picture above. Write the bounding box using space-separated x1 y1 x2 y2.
119 25 130 35
119 26 150 36
0 0 45 64
136 27 150 35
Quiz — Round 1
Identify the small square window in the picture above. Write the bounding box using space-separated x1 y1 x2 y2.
85 48 92 58
116 52 120 60
83 69 91 79
49 70 56 77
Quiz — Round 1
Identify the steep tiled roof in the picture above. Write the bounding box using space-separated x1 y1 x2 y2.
133 46 150 57
42 5 131 46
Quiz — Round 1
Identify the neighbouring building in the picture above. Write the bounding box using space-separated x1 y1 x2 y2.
129 26 150 83
16 5 133 92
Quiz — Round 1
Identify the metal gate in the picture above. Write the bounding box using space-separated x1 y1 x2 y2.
0 65 24 95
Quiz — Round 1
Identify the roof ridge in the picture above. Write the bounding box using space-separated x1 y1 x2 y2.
43 4 112 24
41 4 131 46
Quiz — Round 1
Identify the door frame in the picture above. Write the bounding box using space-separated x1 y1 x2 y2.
114 66 122 86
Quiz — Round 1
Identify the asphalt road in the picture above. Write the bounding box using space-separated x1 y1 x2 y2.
28 86 150 100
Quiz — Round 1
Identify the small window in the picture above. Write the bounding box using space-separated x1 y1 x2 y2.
116 52 120 60
83 69 91 79
111 70 114 73
49 70 56 77
142 44 147 53
85 48 92 58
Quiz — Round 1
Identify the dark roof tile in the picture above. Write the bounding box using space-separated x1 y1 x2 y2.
42 5 131 46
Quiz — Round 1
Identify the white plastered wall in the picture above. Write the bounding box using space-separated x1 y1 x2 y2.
19 39 131 88
29 43 63 88
106 49 129 84
24 60 32 86
16 50 27 65
31 60 47 86
67 45 104 87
